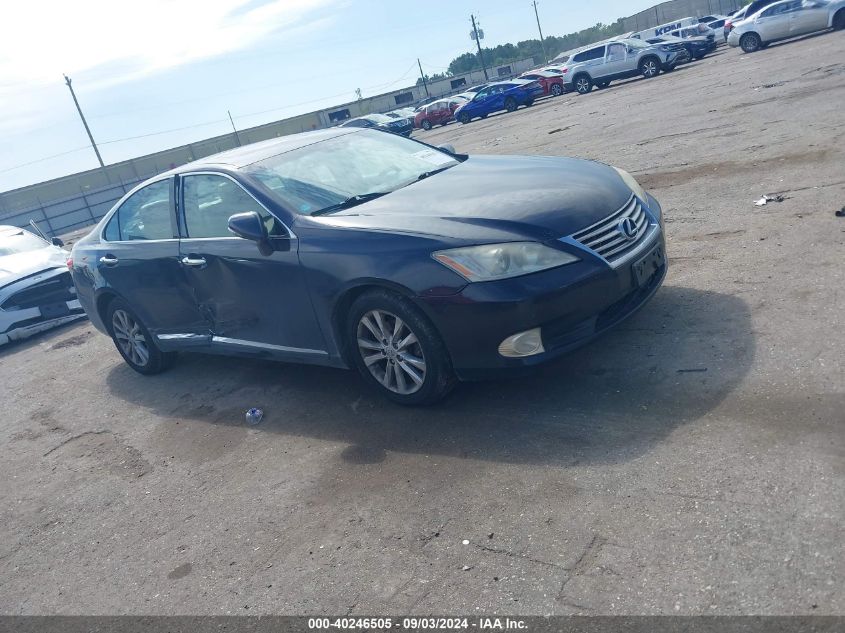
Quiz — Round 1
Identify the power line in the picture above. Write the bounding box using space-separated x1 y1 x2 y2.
0 145 92 175
533 1 548 62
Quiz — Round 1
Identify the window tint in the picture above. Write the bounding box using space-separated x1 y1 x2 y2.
104 179 173 241
182 174 282 239
579 46 604 61
709 19 726 28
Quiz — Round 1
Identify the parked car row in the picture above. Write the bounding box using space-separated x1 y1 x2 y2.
727 0 844 53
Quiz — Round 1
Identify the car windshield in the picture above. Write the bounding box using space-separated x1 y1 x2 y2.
245 130 461 216
0 230 48 256
364 113 393 124
622 39 649 48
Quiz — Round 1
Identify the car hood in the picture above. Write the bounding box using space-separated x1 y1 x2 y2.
311 155 634 242
0 246 68 289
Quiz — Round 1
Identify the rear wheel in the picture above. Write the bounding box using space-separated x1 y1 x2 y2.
107 298 175 375
347 290 455 405
740 32 762 53
639 57 660 78
550 83 563 96
504 97 518 112
574 74 592 94
421 119 432 131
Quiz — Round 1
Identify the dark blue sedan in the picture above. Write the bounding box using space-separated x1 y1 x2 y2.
453 80 545 124
70 128 666 405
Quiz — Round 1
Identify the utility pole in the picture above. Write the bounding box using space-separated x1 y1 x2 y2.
227 110 242 147
63 74 104 168
417 58 430 98
533 1 548 62
470 14 489 81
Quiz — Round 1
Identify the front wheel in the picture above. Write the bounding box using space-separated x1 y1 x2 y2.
551 83 563 96
458 112 470 124
640 57 660 78
107 298 175 375
347 290 455 405
421 119 432 131
740 32 762 53
504 97 518 112
832 9 844 30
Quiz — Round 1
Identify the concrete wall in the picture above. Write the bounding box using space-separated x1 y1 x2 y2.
0 59 535 236
621 0 744 32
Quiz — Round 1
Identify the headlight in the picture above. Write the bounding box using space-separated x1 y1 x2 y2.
433 242 579 282
613 167 647 201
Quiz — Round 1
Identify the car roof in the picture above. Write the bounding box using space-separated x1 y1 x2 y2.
166 128 360 172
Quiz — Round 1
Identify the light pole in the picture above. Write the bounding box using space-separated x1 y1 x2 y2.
63 74 104 168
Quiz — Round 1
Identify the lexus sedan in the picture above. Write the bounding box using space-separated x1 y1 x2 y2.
70 129 667 405
728 0 845 52
1 225 85 345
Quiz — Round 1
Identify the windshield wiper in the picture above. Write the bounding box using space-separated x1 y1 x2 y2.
416 166 454 181
311 192 391 216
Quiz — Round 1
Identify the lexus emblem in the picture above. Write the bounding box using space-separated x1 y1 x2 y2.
618 217 639 241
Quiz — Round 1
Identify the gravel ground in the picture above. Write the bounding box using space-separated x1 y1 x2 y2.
1 33 843 616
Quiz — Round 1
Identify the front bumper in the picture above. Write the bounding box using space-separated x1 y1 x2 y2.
727 31 741 47
420 194 667 380
0 268 86 345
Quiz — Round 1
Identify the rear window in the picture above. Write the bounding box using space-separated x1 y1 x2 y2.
573 47 604 62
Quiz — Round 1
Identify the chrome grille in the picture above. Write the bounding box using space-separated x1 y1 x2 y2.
571 195 650 263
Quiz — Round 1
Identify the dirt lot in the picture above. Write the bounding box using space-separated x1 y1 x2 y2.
1 33 843 616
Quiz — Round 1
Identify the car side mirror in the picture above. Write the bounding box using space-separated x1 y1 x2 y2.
228 211 273 256
437 144 456 154
51 237 64 247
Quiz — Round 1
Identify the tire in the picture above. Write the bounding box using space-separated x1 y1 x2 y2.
525 98 534 107
421 119 432 131
347 290 455 406
550 83 563 96
458 112 470 124
639 57 660 78
106 298 175 375
574 74 592 94
740 32 762 53
832 9 845 30
504 97 518 112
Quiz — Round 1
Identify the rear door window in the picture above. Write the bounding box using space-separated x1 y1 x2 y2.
104 179 174 242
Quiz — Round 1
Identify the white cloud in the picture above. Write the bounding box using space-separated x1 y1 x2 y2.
0 0 335 88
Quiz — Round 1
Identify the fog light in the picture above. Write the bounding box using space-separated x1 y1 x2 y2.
498 327 545 358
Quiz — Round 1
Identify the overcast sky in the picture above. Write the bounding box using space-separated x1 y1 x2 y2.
0 0 658 192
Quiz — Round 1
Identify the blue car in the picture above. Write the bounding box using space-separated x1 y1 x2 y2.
454 80 545 124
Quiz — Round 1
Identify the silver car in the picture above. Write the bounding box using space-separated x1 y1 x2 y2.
728 0 845 52
0 226 85 345
561 38 686 94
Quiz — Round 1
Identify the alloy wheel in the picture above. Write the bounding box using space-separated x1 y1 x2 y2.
576 78 590 93
642 60 658 77
356 309 426 395
112 309 150 367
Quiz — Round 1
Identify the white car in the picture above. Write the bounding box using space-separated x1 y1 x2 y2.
728 0 845 52
0 226 84 345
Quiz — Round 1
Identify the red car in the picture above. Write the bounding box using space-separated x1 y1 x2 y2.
520 70 565 96
414 98 466 130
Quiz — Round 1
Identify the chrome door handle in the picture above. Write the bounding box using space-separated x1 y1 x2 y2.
99 255 119 266
180 256 207 267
